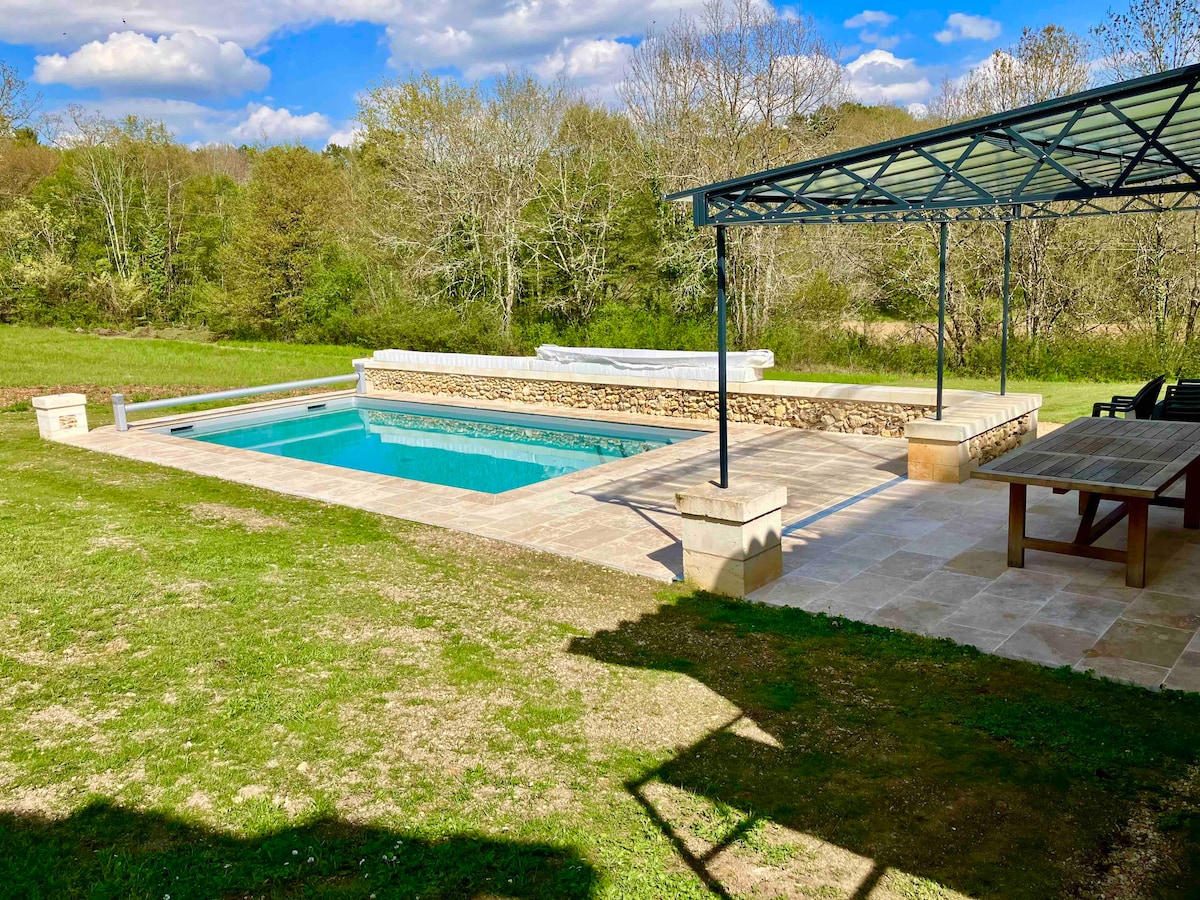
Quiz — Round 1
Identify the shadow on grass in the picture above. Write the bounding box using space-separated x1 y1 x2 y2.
570 592 1200 899
0 801 595 899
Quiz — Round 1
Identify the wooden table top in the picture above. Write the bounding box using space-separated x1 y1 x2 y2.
973 416 1200 498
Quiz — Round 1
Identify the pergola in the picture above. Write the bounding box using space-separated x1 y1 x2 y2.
668 62 1200 488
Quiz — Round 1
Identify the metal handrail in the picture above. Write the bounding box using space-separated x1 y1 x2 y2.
112 366 365 431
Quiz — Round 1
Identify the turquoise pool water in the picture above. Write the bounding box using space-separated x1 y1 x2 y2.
165 398 698 494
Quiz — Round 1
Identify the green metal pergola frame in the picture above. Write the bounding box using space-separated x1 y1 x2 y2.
668 62 1200 488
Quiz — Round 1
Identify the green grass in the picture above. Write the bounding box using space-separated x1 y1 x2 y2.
768 369 1144 424
5 324 1200 897
0 324 361 396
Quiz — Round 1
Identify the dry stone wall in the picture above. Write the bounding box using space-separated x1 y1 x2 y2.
366 368 931 437
968 413 1035 465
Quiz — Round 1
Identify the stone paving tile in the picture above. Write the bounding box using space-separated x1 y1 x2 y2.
942 593 1044 636
985 568 1072 604
870 596 954 634
943 549 1010 580
1086 620 1193 669
1164 651 1200 692
1131 560 1200 599
1120 592 1200 631
804 597 885 621
792 551 879 584
837 532 912 560
996 622 1097 668
902 527 987 559
902 570 992 607
818 573 910 610
865 550 945 582
1032 592 1126 635
858 516 944 540
749 576 830 608
1075 656 1169 689
926 621 1009 652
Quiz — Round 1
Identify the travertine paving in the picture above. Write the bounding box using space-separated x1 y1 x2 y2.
69 392 1200 691
752 476 1200 692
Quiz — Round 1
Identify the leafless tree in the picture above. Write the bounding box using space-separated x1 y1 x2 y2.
621 0 846 341
0 61 37 136
1093 0 1200 78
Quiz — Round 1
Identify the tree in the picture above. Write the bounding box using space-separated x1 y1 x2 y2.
1095 0 1200 362
621 0 846 341
1094 0 1200 78
930 26 1091 120
0 62 37 137
219 145 348 338
926 26 1096 347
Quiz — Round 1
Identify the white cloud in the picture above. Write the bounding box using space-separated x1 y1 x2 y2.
843 10 900 51
843 10 895 29
859 31 900 50
33 30 269 96
230 104 331 142
530 38 633 100
906 101 928 118
935 13 1001 44
0 0 705 88
326 124 363 148
845 49 933 104
47 97 337 146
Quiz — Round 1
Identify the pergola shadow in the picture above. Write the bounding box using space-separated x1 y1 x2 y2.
568 592 1200 898
0 801 596 898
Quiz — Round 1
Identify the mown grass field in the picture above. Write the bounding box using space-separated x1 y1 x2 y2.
3 324 1200 898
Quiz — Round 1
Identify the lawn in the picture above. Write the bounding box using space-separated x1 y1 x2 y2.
4 325 1200 898
0 325 361 412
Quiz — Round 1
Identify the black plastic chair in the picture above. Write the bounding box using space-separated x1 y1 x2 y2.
1156 381 1200 421
1092 375 1165 419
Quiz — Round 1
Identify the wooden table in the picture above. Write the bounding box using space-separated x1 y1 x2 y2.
972 417 1200 587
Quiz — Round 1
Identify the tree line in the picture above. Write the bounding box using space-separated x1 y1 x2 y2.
1 0 1199 381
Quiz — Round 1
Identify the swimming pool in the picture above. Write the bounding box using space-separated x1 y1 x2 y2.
152 397 700 494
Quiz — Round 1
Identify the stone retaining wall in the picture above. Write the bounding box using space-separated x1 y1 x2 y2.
365 368 931 437
968 413 1036 467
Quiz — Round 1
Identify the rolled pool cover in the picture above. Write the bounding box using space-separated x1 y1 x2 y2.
370 346 773 382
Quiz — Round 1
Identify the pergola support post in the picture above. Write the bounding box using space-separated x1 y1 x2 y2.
1001 211 1014 395
716 224 730 489
936 221 948 421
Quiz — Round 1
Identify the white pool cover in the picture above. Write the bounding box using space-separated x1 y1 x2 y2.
372 345 773 382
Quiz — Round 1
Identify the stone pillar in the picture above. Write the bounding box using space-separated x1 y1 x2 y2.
32 393 88 441
675 481 786 598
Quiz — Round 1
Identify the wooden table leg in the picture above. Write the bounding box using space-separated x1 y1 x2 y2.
1186 461 1200 530
1127 498 1149 589
1008 483 1027 569
1078 490 1091 515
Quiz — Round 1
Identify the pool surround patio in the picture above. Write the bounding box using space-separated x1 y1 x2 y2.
52 383 1200 692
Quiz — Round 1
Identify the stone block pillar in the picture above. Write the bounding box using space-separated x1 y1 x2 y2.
33 393 88 441
675 481 786 598
905 397 1041 483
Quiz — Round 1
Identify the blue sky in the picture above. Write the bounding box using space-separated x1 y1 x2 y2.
0 0 1110 147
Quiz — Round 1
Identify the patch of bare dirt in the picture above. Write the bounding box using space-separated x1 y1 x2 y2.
189 502 289 531
0 383 220 410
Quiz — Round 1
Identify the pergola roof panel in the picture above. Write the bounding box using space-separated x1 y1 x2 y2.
669 64 1200 225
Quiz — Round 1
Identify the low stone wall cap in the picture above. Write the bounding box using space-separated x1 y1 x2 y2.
676 480 787 523
32 393 87 410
